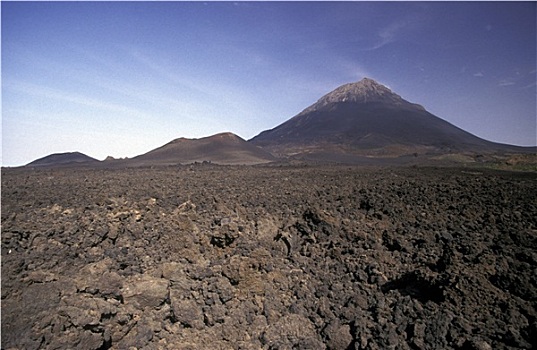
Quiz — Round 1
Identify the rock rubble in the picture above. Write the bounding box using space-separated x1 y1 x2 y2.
2 165 536 349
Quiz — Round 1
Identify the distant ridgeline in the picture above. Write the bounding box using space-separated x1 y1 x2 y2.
23 78 536 168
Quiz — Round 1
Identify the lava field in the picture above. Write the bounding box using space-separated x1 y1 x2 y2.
1 165 536 349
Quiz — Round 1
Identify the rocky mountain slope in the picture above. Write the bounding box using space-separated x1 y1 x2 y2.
26 152 99 167
115 132 275 166
250 78 532 160
25 133 276 168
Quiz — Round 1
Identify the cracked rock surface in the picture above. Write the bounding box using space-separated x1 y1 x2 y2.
2 165 536 349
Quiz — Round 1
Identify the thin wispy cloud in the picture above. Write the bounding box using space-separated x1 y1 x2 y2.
6 81 153 120
335 57 372 80
125 48 269 129
364 7 428 52
522 81 536 89
70 44 130 75
366 21 409 51
5 45 233 135
498 80 515 87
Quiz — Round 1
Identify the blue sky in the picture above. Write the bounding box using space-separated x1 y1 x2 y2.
2 1 536 166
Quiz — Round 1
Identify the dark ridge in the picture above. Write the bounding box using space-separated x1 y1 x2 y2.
128 132 276 166
26 152 99 167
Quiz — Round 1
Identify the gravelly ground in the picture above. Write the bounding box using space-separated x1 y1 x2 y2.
1 164 536 349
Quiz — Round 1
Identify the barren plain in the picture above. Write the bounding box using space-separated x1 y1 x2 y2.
2 164 536 349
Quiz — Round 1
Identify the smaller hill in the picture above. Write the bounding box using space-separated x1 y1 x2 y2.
26 152 99 167
129 132 276 166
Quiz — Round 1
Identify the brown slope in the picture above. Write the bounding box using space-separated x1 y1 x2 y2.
129 132 276 166
250 78 534 160
26 152 99 167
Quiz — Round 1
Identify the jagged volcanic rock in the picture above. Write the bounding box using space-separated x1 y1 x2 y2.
2 165 536 349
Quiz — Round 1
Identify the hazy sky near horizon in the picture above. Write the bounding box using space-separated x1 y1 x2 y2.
2 1 536 166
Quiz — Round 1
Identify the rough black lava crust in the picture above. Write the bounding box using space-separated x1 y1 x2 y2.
2 165 536 349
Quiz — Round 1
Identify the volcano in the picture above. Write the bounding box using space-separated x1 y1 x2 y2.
128 132 275 166
250 78 530 160
26 152 99 167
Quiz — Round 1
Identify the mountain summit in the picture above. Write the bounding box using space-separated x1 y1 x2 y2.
302 78 424 113
250 78 527 160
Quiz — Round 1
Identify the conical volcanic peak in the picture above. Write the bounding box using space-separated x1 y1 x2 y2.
250 77 533 159
302 78 423 115
324 78 401 103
